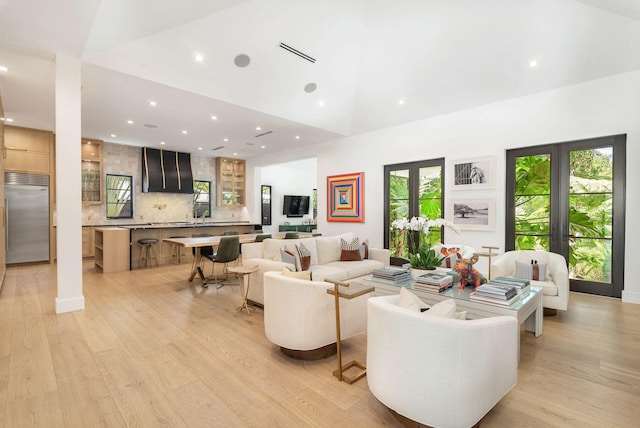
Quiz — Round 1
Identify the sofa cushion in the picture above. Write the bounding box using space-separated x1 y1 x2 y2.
529 279 558 296
515 260 547 281
399 287 430 312
340 237 363 261
422 299 457 318
324 259 385 279
316 232 356 265
264 237 319 265
359 239 369 259
281 267 312 280
308 265 348 283
295 242 312 271
280 247 298 270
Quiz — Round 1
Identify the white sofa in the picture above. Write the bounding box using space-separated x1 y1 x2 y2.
491 250 569 311
263 271 368 358
242 232 390 306
367 295 518 428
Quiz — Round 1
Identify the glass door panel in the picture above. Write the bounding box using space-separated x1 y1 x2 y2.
389 169 409 258
418 166 443 245
514 154 551 251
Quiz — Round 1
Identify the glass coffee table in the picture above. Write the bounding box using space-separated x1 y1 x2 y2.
354 275 543 337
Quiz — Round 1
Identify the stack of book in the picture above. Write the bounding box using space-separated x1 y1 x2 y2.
490 276 531 294
370 267 411 284
413 272 453 292
470 283 519 305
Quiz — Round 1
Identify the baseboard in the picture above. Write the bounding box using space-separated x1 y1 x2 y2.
55 296 85 314
621 290 640 305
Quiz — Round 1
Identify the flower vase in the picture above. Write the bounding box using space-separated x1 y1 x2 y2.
410 267 436 280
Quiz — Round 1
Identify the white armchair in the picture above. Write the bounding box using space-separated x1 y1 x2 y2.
367 295 518 428
263 271 368 359
491 250 569 311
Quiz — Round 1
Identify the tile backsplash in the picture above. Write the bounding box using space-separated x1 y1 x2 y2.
81 142 248 225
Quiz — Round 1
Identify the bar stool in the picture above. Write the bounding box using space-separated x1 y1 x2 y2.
138 238 159 267
169 236 186 263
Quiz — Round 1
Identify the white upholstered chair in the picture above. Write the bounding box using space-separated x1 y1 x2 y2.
367 295 518 428
263 271 368 359
491 250 569 312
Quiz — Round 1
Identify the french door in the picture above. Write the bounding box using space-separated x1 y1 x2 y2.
384 158 444 257
506 135 626 297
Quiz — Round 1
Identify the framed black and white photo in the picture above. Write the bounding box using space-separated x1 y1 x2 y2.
449 156 495 190
448 198 495 231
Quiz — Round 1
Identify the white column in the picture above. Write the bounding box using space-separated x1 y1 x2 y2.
55 54 84 314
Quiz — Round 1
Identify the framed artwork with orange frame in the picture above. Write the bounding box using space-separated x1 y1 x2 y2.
327 172 364 222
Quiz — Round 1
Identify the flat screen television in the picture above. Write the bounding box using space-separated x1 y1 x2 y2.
283 195 310 217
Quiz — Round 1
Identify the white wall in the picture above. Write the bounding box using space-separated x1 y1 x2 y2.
252 158 317 235
307 70 639 304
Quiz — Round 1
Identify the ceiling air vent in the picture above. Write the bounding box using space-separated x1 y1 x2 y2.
211 146 225 151
255 130 273 138
279 42 316 63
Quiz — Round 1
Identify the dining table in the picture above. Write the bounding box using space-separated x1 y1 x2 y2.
163 234 258 284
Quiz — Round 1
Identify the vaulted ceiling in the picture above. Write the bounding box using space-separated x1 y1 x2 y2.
1 0 640 159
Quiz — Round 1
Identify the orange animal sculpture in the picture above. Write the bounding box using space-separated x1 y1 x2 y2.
454 254 487 290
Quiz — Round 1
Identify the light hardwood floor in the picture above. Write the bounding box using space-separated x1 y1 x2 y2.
0 261 639 427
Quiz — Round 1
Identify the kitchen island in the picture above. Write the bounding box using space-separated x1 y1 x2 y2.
92 222 260 270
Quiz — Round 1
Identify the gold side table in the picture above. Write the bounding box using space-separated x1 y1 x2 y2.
475 245 500 280
227 265 259 315
325 279 374 384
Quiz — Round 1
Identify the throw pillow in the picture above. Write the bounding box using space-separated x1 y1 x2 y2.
340 237 362 261
280 247 298 271
359 239 370 260
398 287 430 312
295 242 312 271
281 267 312 281
454 310 467 320
439 247 460 268
515 260 547 281
421 299 457 318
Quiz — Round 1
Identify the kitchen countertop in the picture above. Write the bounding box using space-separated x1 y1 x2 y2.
81 221 256 229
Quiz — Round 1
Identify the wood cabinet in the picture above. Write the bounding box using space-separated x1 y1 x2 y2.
0 97 5 288
4 126 53 174
94 227 130 273
216 157 245 206
82 226 94 258
82 138 102 204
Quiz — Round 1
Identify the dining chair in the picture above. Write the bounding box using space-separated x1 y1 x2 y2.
204 236 240 288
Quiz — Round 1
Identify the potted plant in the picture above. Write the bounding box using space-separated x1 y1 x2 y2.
391 216 459 278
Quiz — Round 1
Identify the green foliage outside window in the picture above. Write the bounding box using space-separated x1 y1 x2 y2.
106 174 133 219
193 180 211 218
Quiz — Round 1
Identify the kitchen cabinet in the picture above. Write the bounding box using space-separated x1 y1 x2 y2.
82 226 94 258
82 138 102 204
216 157 245 206
94 227 130 273
4 126 52 174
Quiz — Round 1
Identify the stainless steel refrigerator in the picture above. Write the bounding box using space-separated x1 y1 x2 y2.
5 172 50 264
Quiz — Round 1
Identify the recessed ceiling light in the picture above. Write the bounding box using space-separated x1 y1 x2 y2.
529 60 538 68
127 120 134 124
224 138 229 142
261 145 266 149
233 152 238 156
234 54 251 68
398 99 405 105
256 126 261 131
0 66 8 72
198 147 203 150
110 134 117 138
86 141 92 145
195 54 204 62
317 100 324 107
160 141 165 145
5 118 13 122
149 101 157 106
211 115 217 120
295 135 300 140
182 130 188 134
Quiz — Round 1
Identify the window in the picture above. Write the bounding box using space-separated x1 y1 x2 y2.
106 174 133 219
384 159 445 257
193 180 211 218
